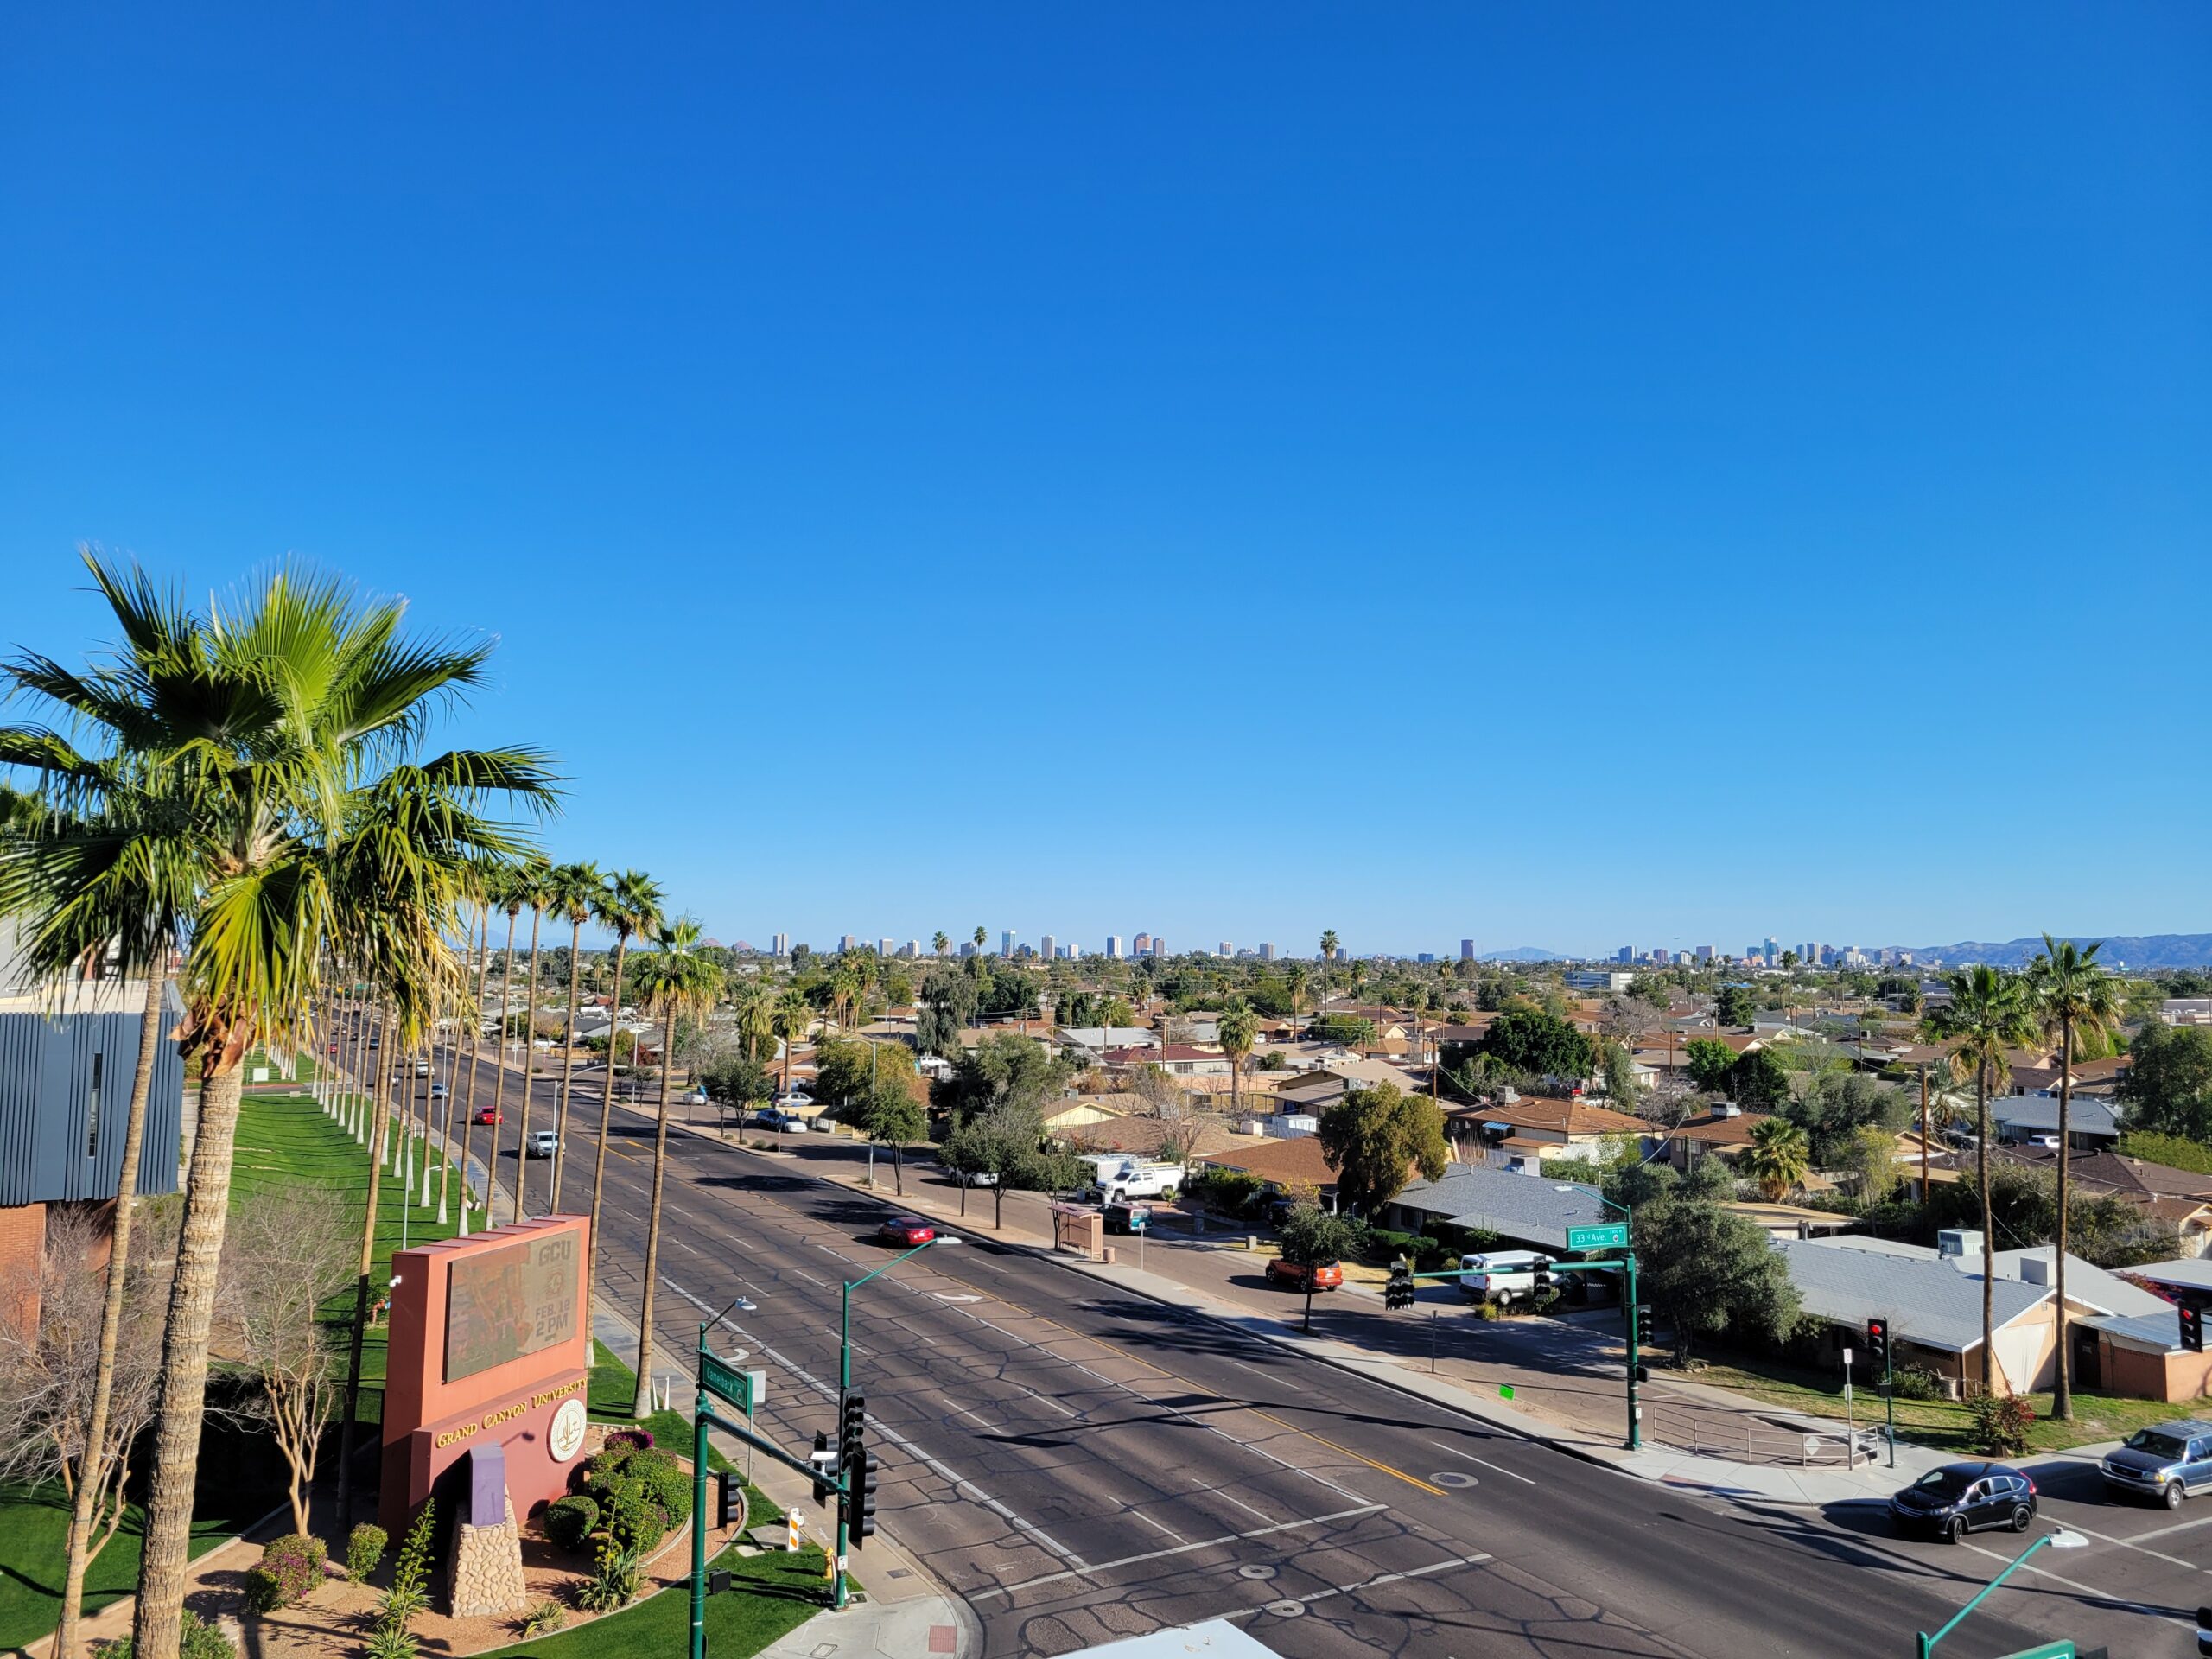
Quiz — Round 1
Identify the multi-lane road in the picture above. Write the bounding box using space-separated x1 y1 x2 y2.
368 1031 2203 1657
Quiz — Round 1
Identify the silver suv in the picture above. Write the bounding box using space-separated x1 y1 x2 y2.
2100 1419 2212 1510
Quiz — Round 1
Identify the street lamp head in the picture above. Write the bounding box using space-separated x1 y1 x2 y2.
931 1236 963 1247
2046 1529 2088 1550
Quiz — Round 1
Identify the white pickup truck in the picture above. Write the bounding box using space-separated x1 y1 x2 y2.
1080 1156 1185 1203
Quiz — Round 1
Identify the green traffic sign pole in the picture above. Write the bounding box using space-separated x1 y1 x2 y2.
691 1325 710 1659
1885 1337 1897 1469
832 1235 938 1611
1624 1248 1640 1452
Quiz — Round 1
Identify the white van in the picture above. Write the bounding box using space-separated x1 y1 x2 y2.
1455 1250 1554 1306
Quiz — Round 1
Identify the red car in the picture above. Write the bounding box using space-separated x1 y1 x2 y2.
1267 1259 1344 1292
877 1217 937 1248
473 1106 499 1126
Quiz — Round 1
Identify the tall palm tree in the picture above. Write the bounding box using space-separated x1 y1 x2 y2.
587 870 663 1291
771 986 810 1096
453 878 497 1235
1285 962 1310 1017
732 981 776 1067
629 918 724 1417
1217 1006 1257 1118
507 856 554 1217
1745 1116 1812 1200
1923 966 2037 1396
486 861 527 1221
1319 929 1338 963
972 925 987 954
2026 935 2121 1421
0 760 194 1659
544 861 602 1209
0 557 556 1659
932 930 949 958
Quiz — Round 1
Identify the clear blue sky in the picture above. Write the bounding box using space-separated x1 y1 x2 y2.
4 6 2208 958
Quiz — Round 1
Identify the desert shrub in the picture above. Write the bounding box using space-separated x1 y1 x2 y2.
516 1599 567 1637
1889 1364 1948 1402
1469 1298 1502 1321
97 1612 238 1659
571 1541 643 1612
543 1495 601 1553
363 1626 417 1659
378 1501 435 1637
1970 1393 2036 1458
346 1522 388 1583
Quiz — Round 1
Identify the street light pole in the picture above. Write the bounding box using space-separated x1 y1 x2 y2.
835 1234 950 1610
1913 1529 2087 1656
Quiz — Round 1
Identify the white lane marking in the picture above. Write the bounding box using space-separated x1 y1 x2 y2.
1958 1541 2196 1628
2120 1511 2212 1548
1207 1485 1274 1522
1020 1387 1081 1420
1221 1357 1302 1394
934 1293 981 1303
2053 1517 2206 1573
948 1403 1000 1431
1226 1553 1494 1618
969 1503 1386 1602
1133 1510 1188 1544
1427 1440 1538 1486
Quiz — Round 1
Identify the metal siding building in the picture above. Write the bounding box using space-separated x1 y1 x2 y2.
0 982 185 1206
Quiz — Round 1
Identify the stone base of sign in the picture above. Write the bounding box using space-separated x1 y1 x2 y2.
446 1497 528 1618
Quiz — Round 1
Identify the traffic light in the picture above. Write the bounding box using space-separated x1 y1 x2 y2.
849 1449 880 1544
1532 1257 1554 1299
810 1430 834 1504
1630 1303 1655 1349
1866 1317 1890 1372
2182 1301 2205 1355
1385 1261 1415 1311
840 1391 867 1454
716 1469 741 1530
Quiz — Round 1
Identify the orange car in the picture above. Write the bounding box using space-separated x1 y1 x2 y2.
1266 1259 1344 1292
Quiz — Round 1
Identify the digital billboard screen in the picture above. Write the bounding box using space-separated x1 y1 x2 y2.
443 1230 581 1382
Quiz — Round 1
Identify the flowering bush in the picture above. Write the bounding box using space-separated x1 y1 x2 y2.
244 1533 325 1611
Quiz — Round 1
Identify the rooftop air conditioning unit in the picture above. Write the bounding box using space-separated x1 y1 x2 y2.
1714 1103 1742 1118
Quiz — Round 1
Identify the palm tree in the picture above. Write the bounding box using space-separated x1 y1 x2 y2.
1217 1007 1257 1119
732 982 776 1067
1285 962 1310 1017
629 918 724 1417
2026 935 2121 1421
1745 1117 1812 1200
771 987 811 1096
587 870 663 1291
544 861 602 1209
1 557 555 1659
508 856 554 1217
1319 929 1338 964
973 925 987 953
0 760 194 1659
486 861 527 1221
453 876 497 1235
932 931 949 958
1923 966 2037 1395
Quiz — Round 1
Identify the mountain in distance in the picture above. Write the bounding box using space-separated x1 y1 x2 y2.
1478 945 1564 963
1903 933 2212 970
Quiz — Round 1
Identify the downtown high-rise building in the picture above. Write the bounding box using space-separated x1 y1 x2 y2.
879 938 895 957
1218 941 1233 957
841 933 858 953
1133 931 1152 956
959 940 977 958
903 940 920 958
1001 929 1016 957
1149 937 1166 959
1618 946 1634 963
1106 935 1124 959
1461 938 1476 961
1040 933 1057 960
1695 944 1714 962
1260 943 1276 962
772 932 789 957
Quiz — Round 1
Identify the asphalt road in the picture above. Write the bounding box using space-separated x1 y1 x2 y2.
351 1027 2205 1658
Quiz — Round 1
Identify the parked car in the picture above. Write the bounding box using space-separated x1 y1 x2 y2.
877 1216 937 1248
1266 1259 1343 1292
1888 1462 2037 1542
756 1109 810 1133
776 1090 815 1109
2100 1420 2212 1509
473 1106 500 1126
525 1128 560 1159
947 1166 999 1187
1104 1201 1150 1236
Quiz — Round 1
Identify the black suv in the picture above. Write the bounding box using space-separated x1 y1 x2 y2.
1888 1461 2037 1543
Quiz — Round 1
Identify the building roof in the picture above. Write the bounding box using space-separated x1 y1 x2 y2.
2085 1308 2191 1355
1196 1136 1342 1190
1061 1115 1243 1160
1463 1096 1656 1139
2122 1258 2212 1294
1388 1163 1610 1250
1993 1146 2212 1203
1774 1239 2052 1354
1668 1109 1770 1146
1989 1095 2120 1136
1989 1247 2171 1319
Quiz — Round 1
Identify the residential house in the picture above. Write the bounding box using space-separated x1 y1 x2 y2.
1063 1115 1243 1161
1041 1096 1132 1134
2159 999 2212 1027
1446 1095 1656 1175
2005 1056 2130 1098
1991 1145 2212 1258
1989 1093 2120 1149
1195 1135 1347 1205
1661 1105 1770 1172
1381 1163 1611 1254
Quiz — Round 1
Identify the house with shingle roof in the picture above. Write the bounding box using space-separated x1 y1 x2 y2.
1380 1164 1610 1253
1446 1095 1656 1174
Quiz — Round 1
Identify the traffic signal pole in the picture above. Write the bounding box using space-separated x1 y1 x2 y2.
1624 1250 1641 1451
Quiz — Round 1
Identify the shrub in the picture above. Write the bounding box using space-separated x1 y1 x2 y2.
1970 1393 2036 1458
378 1501 435 1637
1889 1363 1947 1402
346 1523 389 1583
1469 1298 1502 1321
627 1449 692 1526
516 1599 567 1638
97 1612 238 1659
571 1542 643 1612
603 1427 655 1453
245 1534 325 1611
362 1624 418 1659
543 1495 601 1553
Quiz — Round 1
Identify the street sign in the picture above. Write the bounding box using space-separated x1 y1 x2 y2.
702 1351 765 1416
1565 1223 1629 1252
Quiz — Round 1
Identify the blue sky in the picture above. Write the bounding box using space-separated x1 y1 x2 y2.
3 5 2208 958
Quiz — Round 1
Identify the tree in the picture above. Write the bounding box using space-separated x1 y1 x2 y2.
1478 1010 1594 1081
544 860 602 1209
932 931 949 957
1316 1084 1448 1215
1598 1040 1640 1107
1783 1070 1910 1165
770 986 813 1093
1744 1116 1811 1200
509 856 555 1217
1836 1122 1903 1202
1728 1048 1791 1110
1319 929 1338 964
1311 1013 1378 1052
1275 1198 1366 1332
3 557 555 1659
2116 1020 2212 1141
1715 983 1758 1026
1285 962 1311 1015
867 1083 927 1198
219 1187 354 1533
629 918 725 1417
486 860 527 1220
1637 1192 1800 1363
939 1031 1074 1123
699 1051 775 1129
1683 1039 1738 1094
588 870 664 1293
1923 966 2037 1395
2025 933 2122 1422
0 1205 166 1637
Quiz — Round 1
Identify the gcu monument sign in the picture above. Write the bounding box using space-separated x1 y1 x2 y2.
381 1216 593 1532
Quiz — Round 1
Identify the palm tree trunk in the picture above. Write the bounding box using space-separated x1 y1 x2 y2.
630 1003 677 1420
130 1054 249 1659
437 990 464 1224
588 933 630 1296
1918 1065 1930 1207
337 1001 394 1526
2053 1018 2075 1421
489 910 519 1221
553 918 583 1208
55 965 166 1659
457 909 493 1232
514 907 543 1217
1976 1063 1995 1395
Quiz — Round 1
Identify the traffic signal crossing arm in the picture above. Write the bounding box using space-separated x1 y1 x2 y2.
700 1405 849 1501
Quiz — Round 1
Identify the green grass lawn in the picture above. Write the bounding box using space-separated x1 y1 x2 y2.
1686 1355 2204 1454
232 1089 473 1402
0 1485 245 1657
474 1543 826 1659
